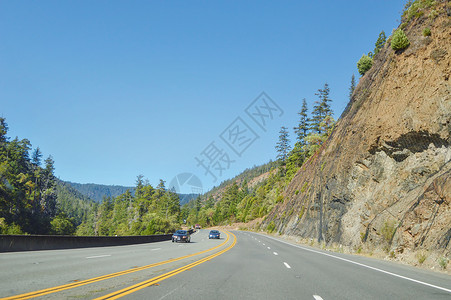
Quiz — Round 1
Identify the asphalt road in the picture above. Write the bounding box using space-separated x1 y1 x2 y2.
1 230 450 300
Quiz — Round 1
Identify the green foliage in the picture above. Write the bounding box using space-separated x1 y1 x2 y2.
416 251 428 264
357 54 373 76
391 29 410 50
298 206 305 219
275 126 291 165
293 99 309 146
381 220 397 243
77 176 181 236
67 182 133 203
183 84 335 230
267 221 276 233
438 257 448 270
428 9 438 20
360 232 366 242
0 117 58 235
374 30 387 55
402 0 437 24
55 180 95 226
0 218 24 234
311 83 332 134
422 27 431 36
50 214 76 235
0 117 185 237
349 74 356 100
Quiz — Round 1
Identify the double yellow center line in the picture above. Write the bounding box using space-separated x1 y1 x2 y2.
2 230 236 300
96 231 237 300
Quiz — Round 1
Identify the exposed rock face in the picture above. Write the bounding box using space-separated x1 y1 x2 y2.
265 3 451 258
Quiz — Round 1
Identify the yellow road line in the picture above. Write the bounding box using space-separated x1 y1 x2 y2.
1 231 230 300
95 231 237 300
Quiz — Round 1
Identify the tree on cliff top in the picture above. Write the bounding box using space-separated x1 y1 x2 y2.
311 83 332 135
275 126 291 165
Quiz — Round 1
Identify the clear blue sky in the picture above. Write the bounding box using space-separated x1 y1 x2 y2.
1 0 405 192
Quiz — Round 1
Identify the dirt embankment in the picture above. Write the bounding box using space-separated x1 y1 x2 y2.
262 2 451 273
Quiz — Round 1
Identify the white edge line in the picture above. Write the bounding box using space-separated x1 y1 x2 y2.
253 232 451 294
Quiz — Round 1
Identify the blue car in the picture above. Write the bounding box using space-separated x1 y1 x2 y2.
209 230 220 239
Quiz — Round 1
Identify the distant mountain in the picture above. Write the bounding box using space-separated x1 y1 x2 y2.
65 181 198 205
55 179 96 225
65 181 134 203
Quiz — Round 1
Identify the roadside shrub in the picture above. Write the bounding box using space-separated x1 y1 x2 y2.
298 206 305 219
422 27 431 36
438 257 448 270
416 251 428 264
381 220 397 243
0 218 24 234
357 54 373 76
391 29 410 50
402 0 437 23
267 221 276 233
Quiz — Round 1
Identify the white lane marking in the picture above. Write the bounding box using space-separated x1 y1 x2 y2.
273 252 278 256
158 285 182 300
313 295 324 300
284 262 291 269
86 255 111 259
263 243 266 245
267 247 271 250
151 248 161 251
256 233 451 294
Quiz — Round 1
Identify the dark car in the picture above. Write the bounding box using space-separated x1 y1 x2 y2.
209 230 220 239
172 230 191 243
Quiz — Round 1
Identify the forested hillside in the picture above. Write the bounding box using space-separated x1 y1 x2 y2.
182 81 336 228
0 118 183 236
66 182 134 203
54 179 96 230
76 178 181 236
0 118 60 234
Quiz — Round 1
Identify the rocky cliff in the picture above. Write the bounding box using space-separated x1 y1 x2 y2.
264 1 451 266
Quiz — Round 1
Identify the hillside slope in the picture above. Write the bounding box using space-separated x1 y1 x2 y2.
264 2 450 262
66 181 134 203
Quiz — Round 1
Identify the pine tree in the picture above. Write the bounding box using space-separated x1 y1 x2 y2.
311 83 332 134
293 99 309 146
374 30 387 55
349 74 356 100
41 156 57 220
275 126 291 164
31 147 42 167
135 174 144 198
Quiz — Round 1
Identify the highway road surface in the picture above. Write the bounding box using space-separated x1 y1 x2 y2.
1 230 450 299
